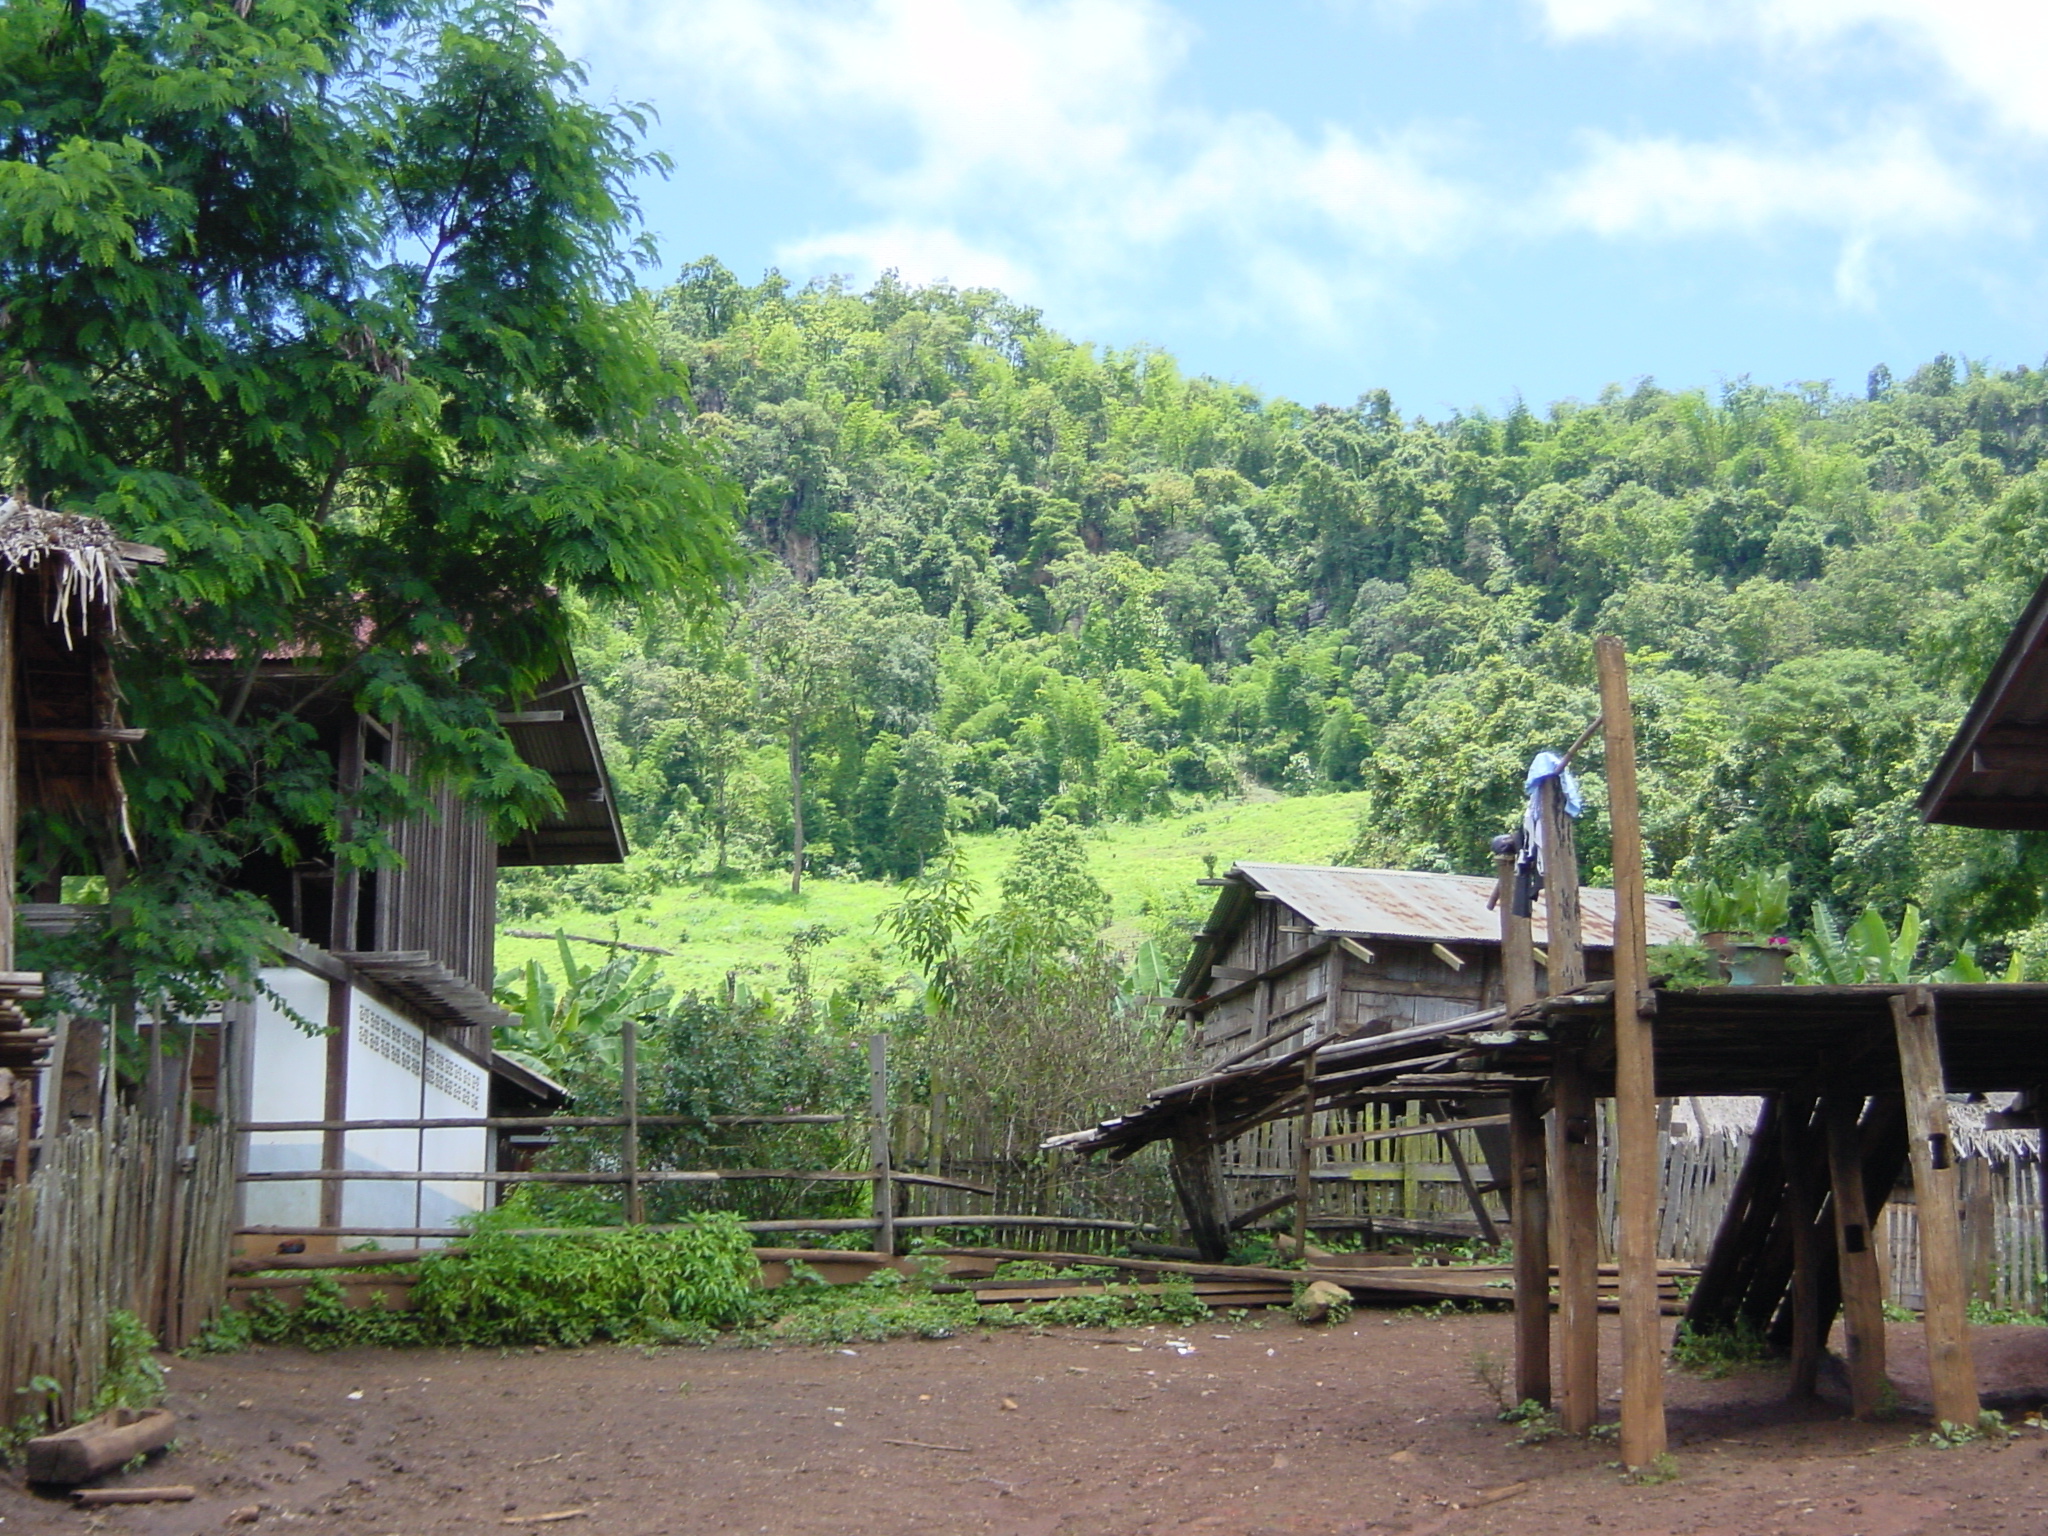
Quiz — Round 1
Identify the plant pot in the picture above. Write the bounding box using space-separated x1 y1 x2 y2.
1723 943 1790 987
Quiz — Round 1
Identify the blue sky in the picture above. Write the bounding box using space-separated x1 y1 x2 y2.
548 0 2048 417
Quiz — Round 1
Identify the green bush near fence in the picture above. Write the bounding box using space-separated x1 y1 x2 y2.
412 1213 766 1346
233 1206 767 1351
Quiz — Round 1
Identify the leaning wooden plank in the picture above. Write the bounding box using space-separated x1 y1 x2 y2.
26 1408 178 1486
70 1487 196 1507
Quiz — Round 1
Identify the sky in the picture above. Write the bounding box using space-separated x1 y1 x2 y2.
546 0 2048 418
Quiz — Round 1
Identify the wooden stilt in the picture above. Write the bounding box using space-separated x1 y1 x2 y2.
1892 988 1980 1430
1555 1047 1601 1434
1170 1118 1232 1263
1597 635 1665 1468
1825 1093 1889 1419
1779 1095 1824 1399
1510 1087 1552 1409
1292 1055 1317 1255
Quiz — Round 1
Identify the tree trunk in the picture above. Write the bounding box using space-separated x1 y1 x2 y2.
788 723 805 895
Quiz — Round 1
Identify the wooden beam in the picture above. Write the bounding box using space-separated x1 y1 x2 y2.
1334 936 1377 966
1308 1114 1509 1150
1892 988 1980 1431
1597 635 1665 1467
1497 848 1537 1014
1430 943 1467 972
1825 1093 1889 1419
1510 1088 1552 1408
1554 1048 1601 1434
1537 778 1584 993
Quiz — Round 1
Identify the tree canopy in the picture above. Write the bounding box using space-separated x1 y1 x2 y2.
563 260 2048 969
1 0 742 1012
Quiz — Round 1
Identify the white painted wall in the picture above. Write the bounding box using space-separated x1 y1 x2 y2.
243 963 496 1248
242 967 331 1231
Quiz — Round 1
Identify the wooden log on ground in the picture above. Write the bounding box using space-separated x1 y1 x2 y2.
26 1408 178 1486
70 1487 195 1507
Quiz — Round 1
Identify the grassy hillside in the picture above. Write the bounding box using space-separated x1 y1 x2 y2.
496 792 1367 1000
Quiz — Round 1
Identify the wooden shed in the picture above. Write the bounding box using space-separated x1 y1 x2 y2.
1180 863 1692 1071
1159 863 1691 1258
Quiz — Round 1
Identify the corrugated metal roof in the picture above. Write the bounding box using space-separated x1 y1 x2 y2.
1231 862 1693 949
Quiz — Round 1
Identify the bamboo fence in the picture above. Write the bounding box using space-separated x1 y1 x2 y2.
0 1109 236 1429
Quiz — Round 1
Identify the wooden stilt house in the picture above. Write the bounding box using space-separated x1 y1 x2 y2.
1163 863 1690 1257
229 662 606 1250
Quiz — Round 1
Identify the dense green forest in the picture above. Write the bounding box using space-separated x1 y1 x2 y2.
525 258 2048 977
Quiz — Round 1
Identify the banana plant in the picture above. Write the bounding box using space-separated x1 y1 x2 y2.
1798 901 2021 985
494 935 676 1079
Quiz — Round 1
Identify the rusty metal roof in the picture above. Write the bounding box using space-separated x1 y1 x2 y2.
1232 862 1692 949
1921 569 2048 829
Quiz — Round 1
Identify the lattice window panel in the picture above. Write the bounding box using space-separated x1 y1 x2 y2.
423 1040 481 1110
356 1005 423 1076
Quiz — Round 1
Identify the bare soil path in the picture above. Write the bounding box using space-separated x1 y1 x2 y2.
7 1314 2048 1535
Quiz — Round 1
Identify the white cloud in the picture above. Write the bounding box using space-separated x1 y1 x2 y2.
1547 129 1987 241
775 224 1039 296
548 0 1470 343
1535 0 2048 137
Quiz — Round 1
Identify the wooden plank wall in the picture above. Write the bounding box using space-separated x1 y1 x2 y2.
377 760 499 1055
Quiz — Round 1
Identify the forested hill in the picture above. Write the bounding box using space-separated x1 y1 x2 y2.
562 258 2048 959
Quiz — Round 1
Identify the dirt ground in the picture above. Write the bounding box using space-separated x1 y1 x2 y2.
8 1312 2048 1536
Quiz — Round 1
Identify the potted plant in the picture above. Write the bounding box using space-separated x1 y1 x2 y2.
1674 865 1793 985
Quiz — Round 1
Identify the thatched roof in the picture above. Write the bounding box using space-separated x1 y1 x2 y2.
0 497 164 640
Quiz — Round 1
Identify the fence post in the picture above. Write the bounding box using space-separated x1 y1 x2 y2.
870 1034 894 1257
622 1016 642 1225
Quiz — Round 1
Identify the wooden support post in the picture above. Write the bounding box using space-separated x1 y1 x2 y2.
1892 988 1979 1430
320 714 367 1230
2038 1083 2048 1313
1779 1096 1824 1399
0 576 14 980
1554 1048 1601 1434
1510 1087 1552 1410
1536 778 1584 994
1596 635 1665 1468
869 1033 894 1257
1496 848 1537 1014
1170 1118 1232 1263
622 1015 642 1225
1825 1093 1889 1419
1293 1054 1317 1255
